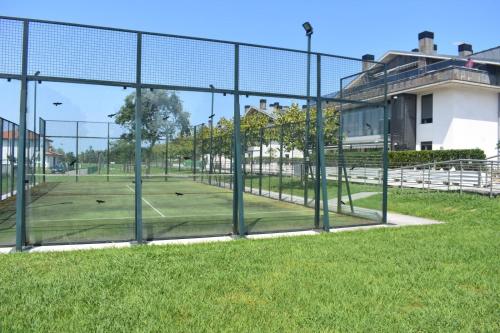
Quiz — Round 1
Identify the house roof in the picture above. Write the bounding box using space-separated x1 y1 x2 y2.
45 150 64 157
369 50 500 70
244 106 276 120
2 131 39 140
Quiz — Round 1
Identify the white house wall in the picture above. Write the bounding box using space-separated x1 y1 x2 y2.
416 85 499 157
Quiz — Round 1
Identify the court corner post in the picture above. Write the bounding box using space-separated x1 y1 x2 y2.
134 32 143 243
316 54 330 231
382 66 389 224
233 44 245 236
15 20 29 252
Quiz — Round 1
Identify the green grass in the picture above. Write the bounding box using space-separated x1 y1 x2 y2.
245 174 381 198
0 189 498 332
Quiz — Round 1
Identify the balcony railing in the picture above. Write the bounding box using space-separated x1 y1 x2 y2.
340 59 497 102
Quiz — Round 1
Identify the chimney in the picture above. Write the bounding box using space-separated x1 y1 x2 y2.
433 44 438 53
259 99 266 110
362 54 375 72
302 104 308 111
418 31 434 55
411 48 419 52
244 105 251 112
458 43 473 57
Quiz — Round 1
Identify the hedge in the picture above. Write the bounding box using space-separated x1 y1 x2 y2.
389 149 485 166
331 148 486 167
250 148 486 167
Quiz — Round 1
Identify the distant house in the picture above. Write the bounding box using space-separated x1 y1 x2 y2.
243 99 304 160
1 129 38 173
337 31 500 157
45 148 64 171
1 127 62 174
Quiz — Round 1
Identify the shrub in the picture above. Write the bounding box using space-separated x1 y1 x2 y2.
389 149 485 167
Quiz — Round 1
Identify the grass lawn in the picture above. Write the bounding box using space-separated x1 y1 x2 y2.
244 173 381 198
0 189 498 331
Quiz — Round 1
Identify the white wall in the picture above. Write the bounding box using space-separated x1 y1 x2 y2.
416 86 499 157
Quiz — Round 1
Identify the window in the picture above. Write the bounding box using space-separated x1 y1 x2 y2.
421 141 432 150
421 94 433 124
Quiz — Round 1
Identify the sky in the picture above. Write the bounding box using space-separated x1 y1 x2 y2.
1 0 499 138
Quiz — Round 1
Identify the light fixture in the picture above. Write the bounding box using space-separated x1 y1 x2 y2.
302 21 313 36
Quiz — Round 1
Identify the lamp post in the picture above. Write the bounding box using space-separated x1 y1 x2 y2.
302 22 313 206
164 115 170 179
32 71 40 184
209 84 215 184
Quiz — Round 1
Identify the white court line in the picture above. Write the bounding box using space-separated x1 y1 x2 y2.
35 210 311 223
126 184 165 217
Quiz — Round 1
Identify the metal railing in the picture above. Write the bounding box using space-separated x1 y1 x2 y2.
388 159 500 197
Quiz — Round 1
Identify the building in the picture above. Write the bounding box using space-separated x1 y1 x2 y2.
340 31 500 157
243 99 304 160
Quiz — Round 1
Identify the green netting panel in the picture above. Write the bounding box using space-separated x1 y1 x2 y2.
24 120 135 245
0 118 19 246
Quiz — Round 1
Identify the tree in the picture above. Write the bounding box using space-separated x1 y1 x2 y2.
115 89 190 175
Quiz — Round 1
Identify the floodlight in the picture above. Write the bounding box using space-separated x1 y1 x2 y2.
302 22 313 36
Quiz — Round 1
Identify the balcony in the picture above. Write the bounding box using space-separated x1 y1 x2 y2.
340 60 499 102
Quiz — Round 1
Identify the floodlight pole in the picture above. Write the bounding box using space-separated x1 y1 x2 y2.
304 25 312 207
164 115 170 181
32 71 40 185
192 125 197 178
209 85 215 184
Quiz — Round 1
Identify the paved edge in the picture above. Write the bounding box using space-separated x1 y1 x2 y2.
0 212 443 254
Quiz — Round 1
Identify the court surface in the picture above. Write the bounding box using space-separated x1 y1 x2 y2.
0 175 379 246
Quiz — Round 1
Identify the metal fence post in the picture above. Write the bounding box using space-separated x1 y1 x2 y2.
41 118 46 183
422 166 425 190
279 124 284 200
478 166 481 188
316 54 330 230
75 121 79 182
192 125 197 179
400 166 404 189
447 164 451 191
134 32 143 243
259 127 263 196
164 135 169 181
10 123 16 195
15 20 29 251
459 160 463 195
233 44 245 236
107 122 110 182
490 161 493 198
336 85 344 215
0 118 3 198
381 67 389 223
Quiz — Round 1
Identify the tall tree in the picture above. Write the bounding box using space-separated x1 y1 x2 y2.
115 89 190 174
